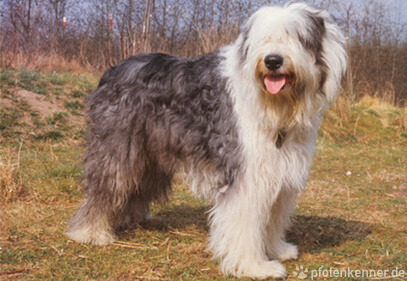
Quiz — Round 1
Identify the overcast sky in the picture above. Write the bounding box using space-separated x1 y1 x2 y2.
332 0 406 20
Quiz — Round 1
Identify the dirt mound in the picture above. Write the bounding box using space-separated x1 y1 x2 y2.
16 90 61 116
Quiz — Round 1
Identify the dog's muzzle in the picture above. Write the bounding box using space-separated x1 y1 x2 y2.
263 55 294 95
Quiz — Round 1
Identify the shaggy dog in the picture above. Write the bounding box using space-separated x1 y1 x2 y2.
67 3 346 279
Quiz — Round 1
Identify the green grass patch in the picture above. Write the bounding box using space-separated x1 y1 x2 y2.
46 112 69 125
0 107 21 138
0 69 15 85
64 100 84 116
1 68 96 100
45 73 67 86
71 89 85 98
33 129 64 140
17 69 48 95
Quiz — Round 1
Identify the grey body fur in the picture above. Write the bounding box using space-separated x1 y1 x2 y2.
69 52 242 236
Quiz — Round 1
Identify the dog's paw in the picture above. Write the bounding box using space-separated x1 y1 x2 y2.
224 260 287 280
277 242 298 261
267 241 298 261
66 226 117 246
250 260 287 280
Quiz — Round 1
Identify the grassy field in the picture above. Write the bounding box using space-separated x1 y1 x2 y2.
1 68 406 280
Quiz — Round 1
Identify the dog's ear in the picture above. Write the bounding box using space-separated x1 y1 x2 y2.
295 4 347 103
238 16 254 63
300 10 327 55
320 14 347 103
287 4 346 103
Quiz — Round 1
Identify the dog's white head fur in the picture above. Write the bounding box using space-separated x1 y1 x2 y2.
223 3 347 133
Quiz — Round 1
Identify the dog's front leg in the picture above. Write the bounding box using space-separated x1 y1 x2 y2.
265 187 299 261
208 184 287 279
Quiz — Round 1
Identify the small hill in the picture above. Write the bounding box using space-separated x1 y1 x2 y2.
0 69 97 142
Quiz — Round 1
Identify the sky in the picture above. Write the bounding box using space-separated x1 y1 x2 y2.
334 0 406 21
340 0 406 40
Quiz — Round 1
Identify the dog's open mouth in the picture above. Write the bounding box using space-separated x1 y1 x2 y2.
264 73 295 95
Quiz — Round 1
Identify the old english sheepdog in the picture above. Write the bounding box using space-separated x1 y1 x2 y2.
67 3 346 279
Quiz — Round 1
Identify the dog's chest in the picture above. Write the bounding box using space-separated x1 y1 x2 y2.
242 125 317 190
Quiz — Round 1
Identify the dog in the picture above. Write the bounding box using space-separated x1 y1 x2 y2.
67 3 346 279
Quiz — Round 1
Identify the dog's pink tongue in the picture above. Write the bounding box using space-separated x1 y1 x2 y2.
264 76 286 94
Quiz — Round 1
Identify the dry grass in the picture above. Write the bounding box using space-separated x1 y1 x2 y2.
320 94 407 145
0 143 23 203
0 69 406 280
1 50 96 76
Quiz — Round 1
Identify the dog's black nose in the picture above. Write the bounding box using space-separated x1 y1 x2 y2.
264 55 284 71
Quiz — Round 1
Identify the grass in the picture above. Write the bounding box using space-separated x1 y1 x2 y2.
1 69 406 280
0 107 21 138
17 70 48 96
64 100 84 116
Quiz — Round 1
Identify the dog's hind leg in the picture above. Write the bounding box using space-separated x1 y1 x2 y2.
114 164 173 230
66 195 118 245
114 194 152 230
66 163 135 245
66 141 146 245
